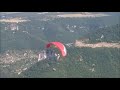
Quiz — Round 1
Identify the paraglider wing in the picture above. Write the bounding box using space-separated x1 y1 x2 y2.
46 42 67 57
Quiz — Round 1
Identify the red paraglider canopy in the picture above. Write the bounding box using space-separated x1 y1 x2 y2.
46 42 67 57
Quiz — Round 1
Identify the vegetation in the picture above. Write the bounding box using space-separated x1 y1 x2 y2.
21 47 120 78
81 24 120 43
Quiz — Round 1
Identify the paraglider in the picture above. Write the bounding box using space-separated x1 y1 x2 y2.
38 42 67 61
46 42 67 57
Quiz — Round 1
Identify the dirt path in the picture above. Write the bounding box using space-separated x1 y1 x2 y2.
57 13 110 18
75 40 120 48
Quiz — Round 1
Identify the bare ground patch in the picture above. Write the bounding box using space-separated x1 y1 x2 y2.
0 18 30 23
